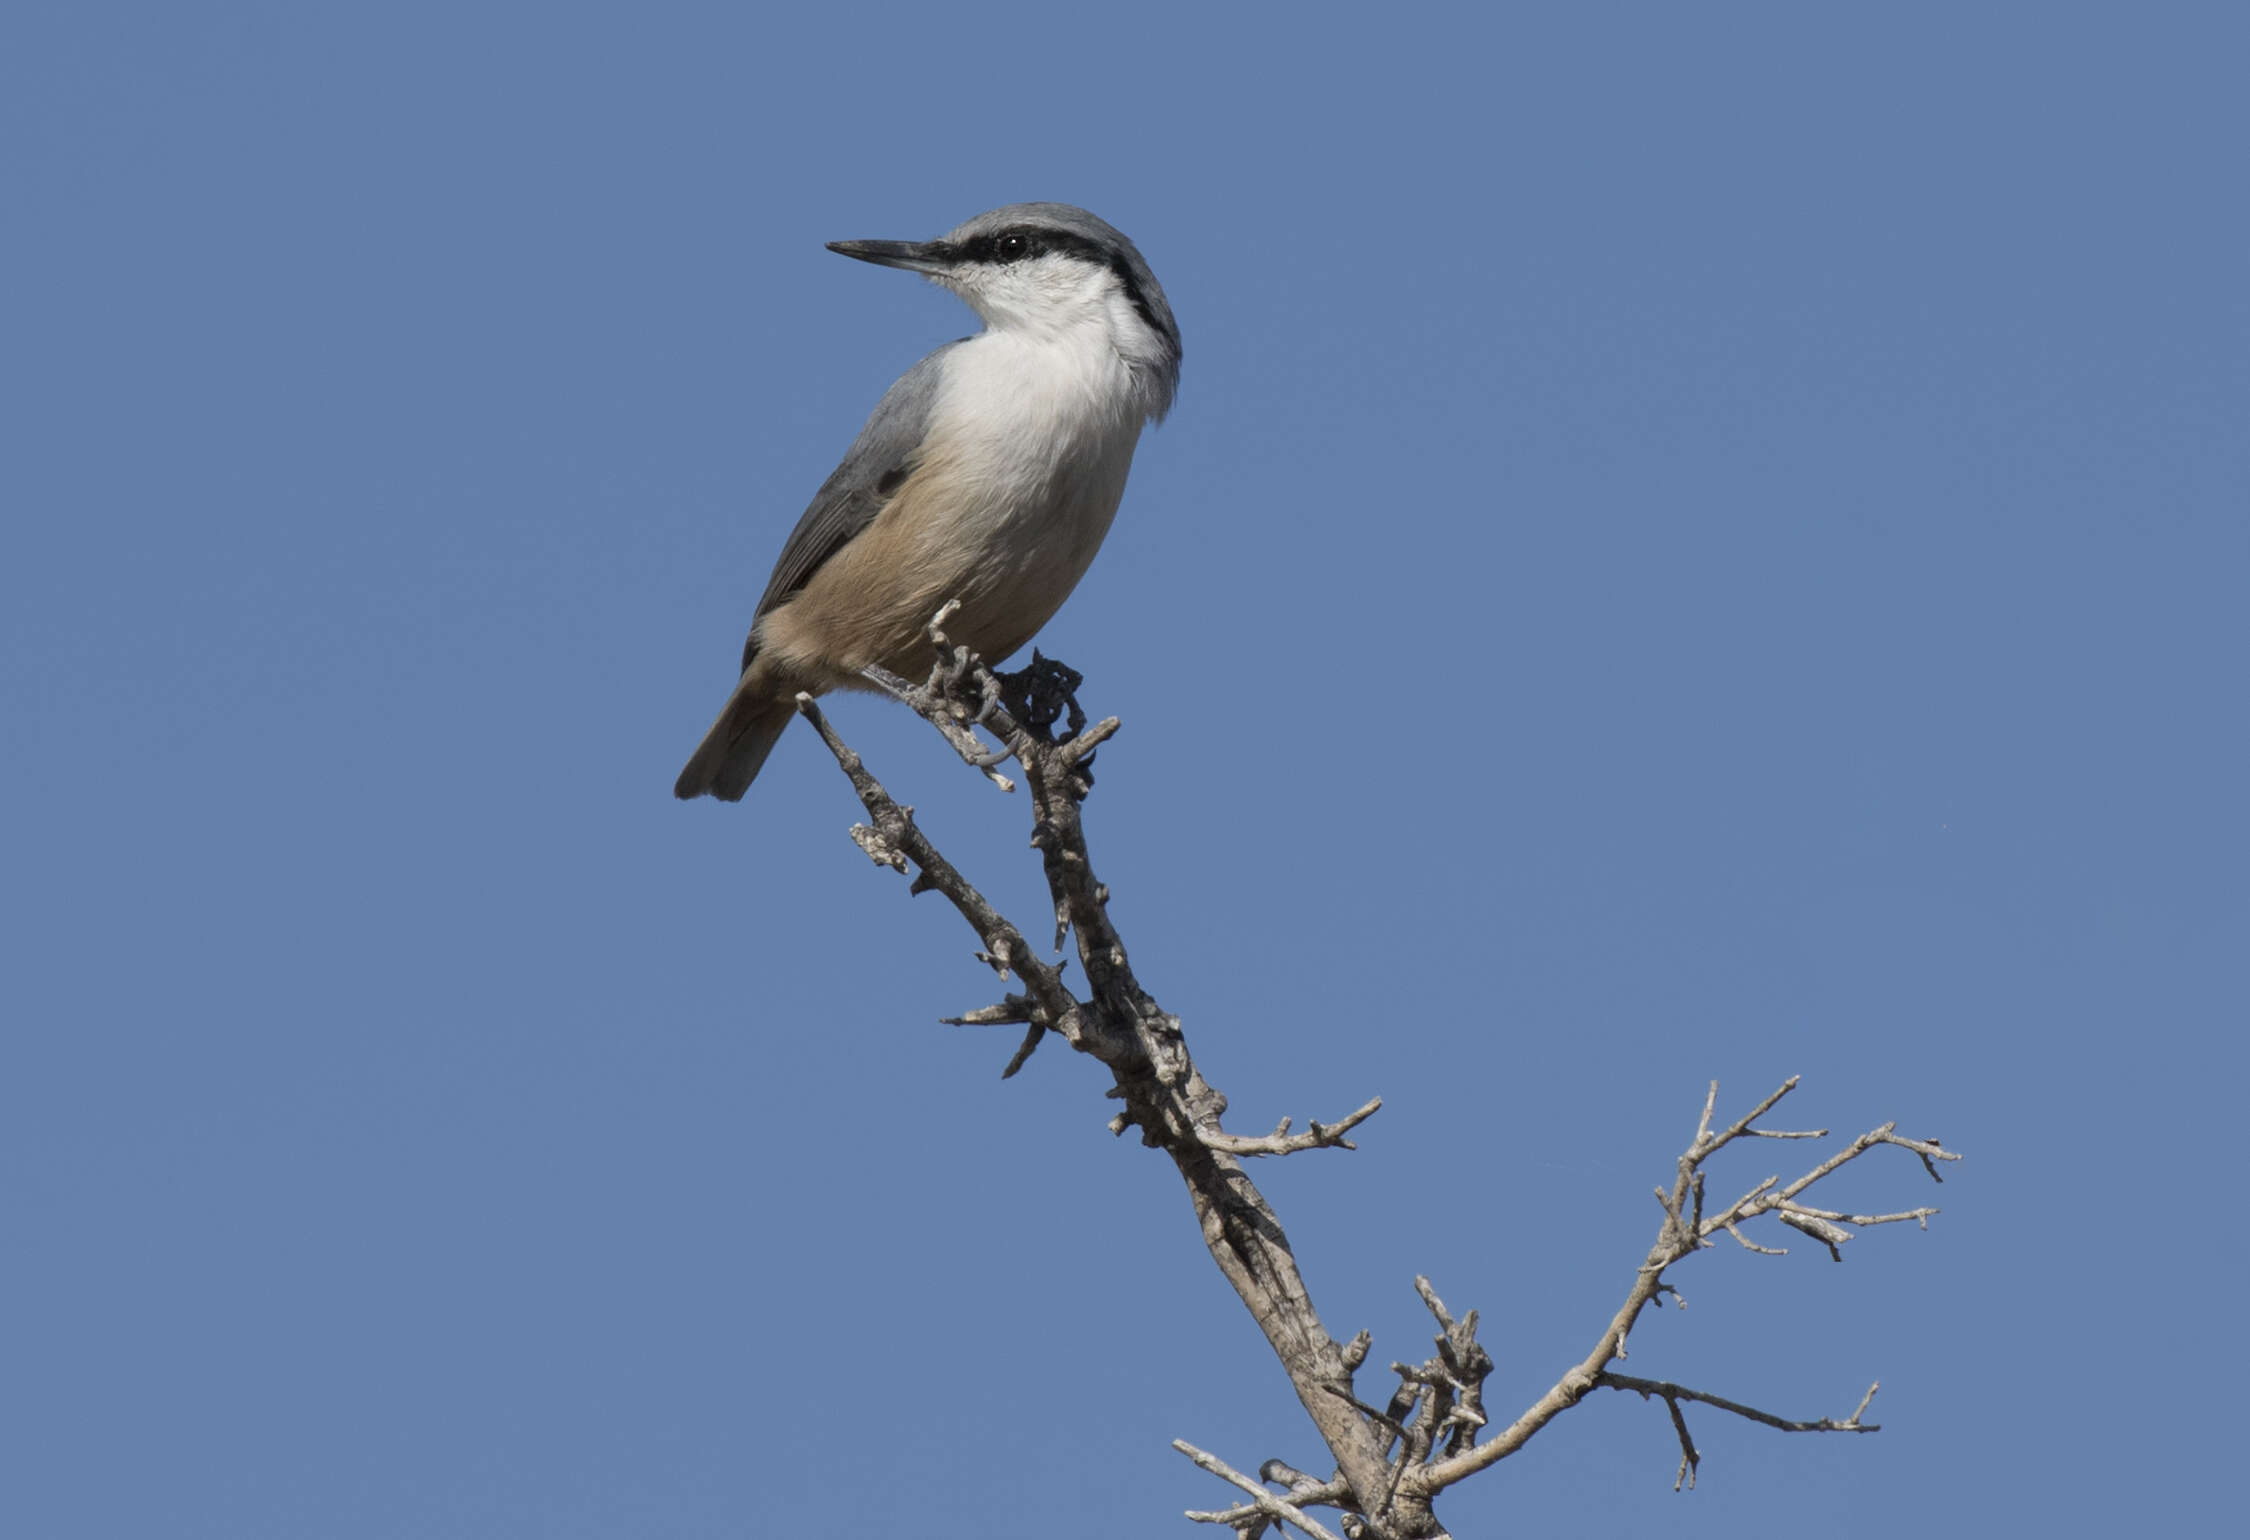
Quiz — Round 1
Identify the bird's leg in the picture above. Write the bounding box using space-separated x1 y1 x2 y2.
916 602 992 719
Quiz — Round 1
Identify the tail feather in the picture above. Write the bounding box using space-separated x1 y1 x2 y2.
675 680 792 801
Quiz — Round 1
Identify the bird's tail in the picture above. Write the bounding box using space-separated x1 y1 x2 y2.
674 678 793 801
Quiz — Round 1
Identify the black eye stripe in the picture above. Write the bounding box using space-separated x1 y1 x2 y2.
955 226 1074 266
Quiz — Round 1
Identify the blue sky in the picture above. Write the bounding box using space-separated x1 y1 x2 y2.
5 4 2243 1536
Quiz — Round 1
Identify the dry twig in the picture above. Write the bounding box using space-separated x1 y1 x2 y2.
1404 1080 1958 1500
1174 1442 1346 1540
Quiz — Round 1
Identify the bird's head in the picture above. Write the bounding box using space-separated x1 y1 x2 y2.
828 202 1181 419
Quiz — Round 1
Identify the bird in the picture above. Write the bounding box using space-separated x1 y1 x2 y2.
674 202 1182 801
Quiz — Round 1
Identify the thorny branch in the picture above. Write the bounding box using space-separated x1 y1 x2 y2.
800 608 1963 1538
807 608 1405 1529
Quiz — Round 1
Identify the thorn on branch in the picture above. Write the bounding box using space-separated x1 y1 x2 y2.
999 1022 1045 1079
1663 1391 1700 1491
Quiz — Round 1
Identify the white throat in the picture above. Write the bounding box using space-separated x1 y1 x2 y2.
945 256 1173 423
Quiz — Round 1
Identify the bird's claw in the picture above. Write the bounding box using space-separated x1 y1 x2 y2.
995 651 1087 742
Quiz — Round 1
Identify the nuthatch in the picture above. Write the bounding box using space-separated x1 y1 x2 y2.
675 203 1181 800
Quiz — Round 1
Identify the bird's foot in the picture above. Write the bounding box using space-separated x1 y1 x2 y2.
994 651 1087 744
924 643 985 715
859 657 1017 792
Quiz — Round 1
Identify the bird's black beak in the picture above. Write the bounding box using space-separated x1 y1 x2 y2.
826 239 951 275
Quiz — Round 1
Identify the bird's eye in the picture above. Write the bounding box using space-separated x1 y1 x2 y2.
996 232 1029 262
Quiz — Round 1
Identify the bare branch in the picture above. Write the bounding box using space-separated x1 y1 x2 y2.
1661 1389 1699 1491
1255 1460 1334 1497
858 660 1018 791
1190 1482 1352 1540
1709 1175 1779 1231
1414 1277 1456 1333
1173 1442 1347 1540
1598 1371 1882 1435
1777 1209 1855 1260
1406 1081 1958 1501
1061 715 1122 765
997 1022 1044 1080
940 996 1035 1027
1698 1076 1800 1159
806 628 1406 1525
1593 1372 1885 1488
1722 1221 1786 1256
1198 1097 1383 1156
1695 1120 1960 1254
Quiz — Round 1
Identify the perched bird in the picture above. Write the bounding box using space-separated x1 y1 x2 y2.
674 202 1182 801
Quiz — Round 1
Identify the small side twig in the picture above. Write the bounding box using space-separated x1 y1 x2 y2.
1197 1097 1383 1156
1598 1371 1881 1489
1173 1442 1346 1540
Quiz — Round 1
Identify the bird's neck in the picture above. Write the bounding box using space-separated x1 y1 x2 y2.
961 315 1168 431
964 285 1175 423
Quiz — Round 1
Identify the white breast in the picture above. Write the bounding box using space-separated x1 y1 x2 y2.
906 327 1149 658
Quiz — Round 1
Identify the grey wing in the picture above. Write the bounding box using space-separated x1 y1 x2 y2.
741 342 960 668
